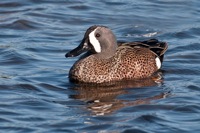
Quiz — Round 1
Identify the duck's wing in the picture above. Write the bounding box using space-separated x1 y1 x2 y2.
118 39 168 62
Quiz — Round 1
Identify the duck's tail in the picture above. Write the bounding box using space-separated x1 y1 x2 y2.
141 39 168 63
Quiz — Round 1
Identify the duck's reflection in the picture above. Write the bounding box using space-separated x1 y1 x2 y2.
69 72 168 115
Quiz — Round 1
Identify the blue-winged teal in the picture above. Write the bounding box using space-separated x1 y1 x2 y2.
65 25 168 84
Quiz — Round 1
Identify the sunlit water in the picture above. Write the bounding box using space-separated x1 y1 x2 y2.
0 0 200 132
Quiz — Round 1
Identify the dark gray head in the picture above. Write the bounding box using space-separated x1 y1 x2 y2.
65 25 118 59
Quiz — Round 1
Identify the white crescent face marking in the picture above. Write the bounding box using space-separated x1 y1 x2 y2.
89 29 101 53
155 57 161 69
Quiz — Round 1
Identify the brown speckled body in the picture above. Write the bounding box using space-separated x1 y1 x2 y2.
69 45 159 83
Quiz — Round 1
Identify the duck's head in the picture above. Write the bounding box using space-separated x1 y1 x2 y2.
65 25 117 59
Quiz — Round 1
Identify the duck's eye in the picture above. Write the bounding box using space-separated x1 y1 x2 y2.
95 33 101 38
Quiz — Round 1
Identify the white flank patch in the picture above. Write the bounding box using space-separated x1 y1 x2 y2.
89 29 101 53
155 57 161 69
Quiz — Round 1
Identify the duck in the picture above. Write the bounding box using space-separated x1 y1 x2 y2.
65 25 168 84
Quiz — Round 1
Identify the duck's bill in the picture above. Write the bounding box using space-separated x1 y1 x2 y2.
65 42 90 58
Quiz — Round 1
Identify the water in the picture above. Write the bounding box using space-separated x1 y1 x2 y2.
0 0 200 132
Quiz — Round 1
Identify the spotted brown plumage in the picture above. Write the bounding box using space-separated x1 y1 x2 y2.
65 25 168 84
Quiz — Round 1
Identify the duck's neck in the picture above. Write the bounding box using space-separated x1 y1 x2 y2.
94 42 117 59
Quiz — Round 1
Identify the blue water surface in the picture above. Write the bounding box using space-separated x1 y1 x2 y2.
0 0 200 132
